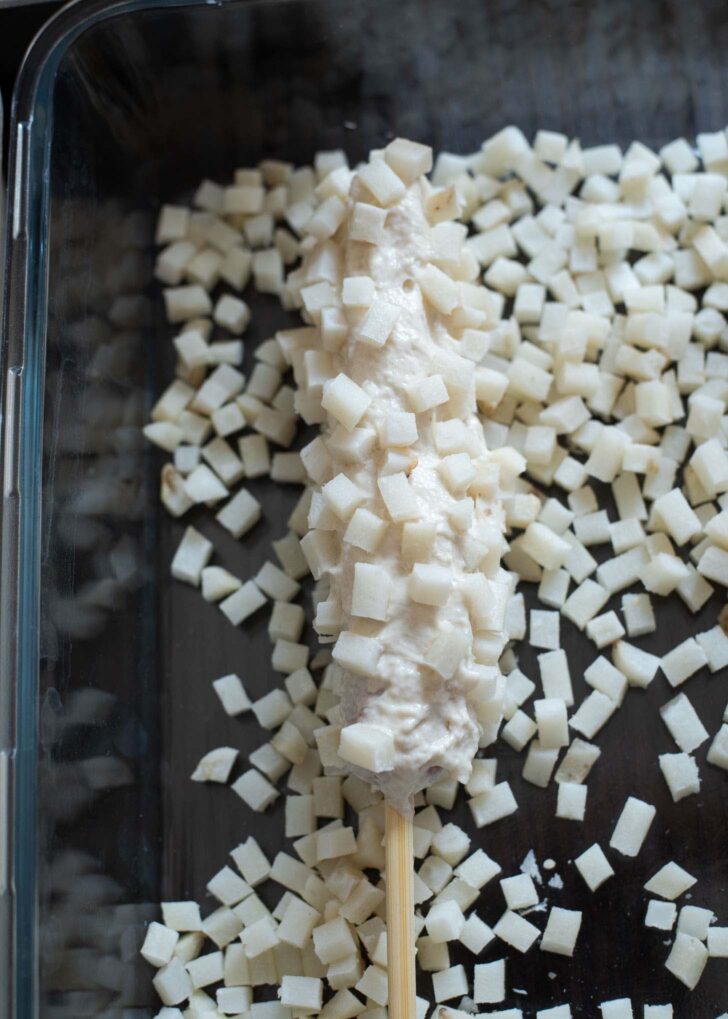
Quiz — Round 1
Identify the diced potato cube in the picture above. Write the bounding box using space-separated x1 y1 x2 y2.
358 159 406 207
338 723 394 773
322 473 367 521
332 632 381 677
574 843 614 892
378 472 420 522
322 374 371 431
409 564 452 606
384 138 433 183
349 202 387 243
406 374 449 413
342 275 376 307
609 796 656 858
351 563 391 621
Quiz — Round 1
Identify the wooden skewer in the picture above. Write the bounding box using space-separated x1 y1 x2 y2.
385 800 416 1019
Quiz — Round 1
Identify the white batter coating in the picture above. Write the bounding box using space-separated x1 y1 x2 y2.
295 160 517 811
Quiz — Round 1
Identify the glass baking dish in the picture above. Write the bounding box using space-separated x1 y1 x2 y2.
2 1 728 1017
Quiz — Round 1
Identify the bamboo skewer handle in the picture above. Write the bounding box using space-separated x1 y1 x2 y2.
385 801 416 1019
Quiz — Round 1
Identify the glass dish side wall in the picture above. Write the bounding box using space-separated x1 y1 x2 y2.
3 2 728 1018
